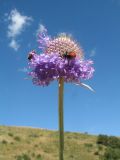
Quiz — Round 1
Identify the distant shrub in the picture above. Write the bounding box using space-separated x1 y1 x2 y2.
97 135 108 146
84 143 93 152
2 140 7 144
84 143 93 148
94 151 99 155
97 135 120 160
36 154 42 160
44 149 48 153
98 145 103 151
31 152 35 157
16 153 31 160
14 136 21 141
29 133 39 138
69 155 74 158
97 134 120 148
107 136 120 148
102 147 120 160
34 144 38 148
8 132 14 137
10 142 14 145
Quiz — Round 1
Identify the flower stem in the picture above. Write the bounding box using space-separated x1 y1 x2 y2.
58 78 64 160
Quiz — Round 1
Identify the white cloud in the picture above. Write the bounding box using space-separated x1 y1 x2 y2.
9 39 20 51
89 48 96 57
8 9 32 38
7 9 32 51
36 24 46 36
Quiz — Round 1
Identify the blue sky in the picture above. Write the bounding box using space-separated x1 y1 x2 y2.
0 0 120 135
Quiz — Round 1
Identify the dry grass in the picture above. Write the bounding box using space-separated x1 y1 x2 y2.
0 125 100 160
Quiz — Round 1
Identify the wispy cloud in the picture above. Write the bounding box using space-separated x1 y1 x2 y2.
36 24 46 37
89 48 96 57
9 39 20 51
7 9 33 51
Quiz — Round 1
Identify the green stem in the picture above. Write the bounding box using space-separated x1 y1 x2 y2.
58 78 64 160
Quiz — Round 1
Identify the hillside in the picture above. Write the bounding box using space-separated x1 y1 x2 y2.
0 125 100 160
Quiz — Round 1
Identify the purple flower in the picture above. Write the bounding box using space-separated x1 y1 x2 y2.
28 52 94 86
27 27 94 87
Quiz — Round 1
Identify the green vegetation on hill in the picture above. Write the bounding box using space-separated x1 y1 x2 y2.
97 134 120 160
0 125 99 160
1 126 120 160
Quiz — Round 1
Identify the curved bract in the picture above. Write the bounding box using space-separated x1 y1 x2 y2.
28 27 94 87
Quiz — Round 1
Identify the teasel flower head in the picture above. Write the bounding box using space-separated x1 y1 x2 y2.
27 26 94 91
45 33 83 59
